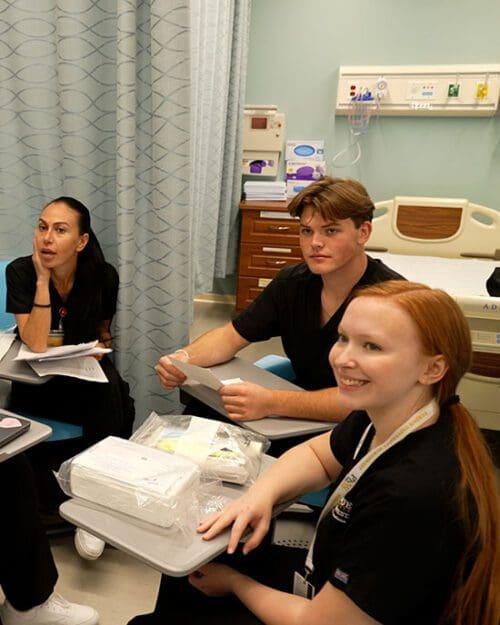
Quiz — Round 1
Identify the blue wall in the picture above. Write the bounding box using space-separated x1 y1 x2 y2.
246 0 500 209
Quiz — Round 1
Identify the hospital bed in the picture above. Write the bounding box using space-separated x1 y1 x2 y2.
368 196 499 432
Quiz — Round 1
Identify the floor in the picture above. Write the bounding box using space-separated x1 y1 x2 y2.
2 298 498 624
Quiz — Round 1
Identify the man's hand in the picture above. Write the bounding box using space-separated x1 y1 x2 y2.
220 382 274 421
155 352 188 389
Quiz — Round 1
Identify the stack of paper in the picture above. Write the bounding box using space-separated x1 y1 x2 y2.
15 341 110 383
58 436 201 528
244 181 286 201
0 332 16 361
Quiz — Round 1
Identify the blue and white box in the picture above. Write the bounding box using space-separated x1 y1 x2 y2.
286 179 314 199
285 140 325 162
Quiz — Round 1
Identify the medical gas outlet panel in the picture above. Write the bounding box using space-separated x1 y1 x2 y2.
336 64 500 117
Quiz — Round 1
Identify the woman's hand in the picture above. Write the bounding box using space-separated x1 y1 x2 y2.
94 341 106 361
220 382 274 421
32 236 51 283
188 563 241 597
156 353 188 389
197 488 274 555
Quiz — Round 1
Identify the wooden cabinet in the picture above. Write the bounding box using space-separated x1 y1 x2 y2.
236 200 301 310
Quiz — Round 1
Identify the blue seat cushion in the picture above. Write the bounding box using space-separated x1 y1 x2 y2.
254 354 296 382
16 413 83 443
0 259 15 330
299 487 329 508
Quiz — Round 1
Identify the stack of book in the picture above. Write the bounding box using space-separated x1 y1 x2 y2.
243 181 287 201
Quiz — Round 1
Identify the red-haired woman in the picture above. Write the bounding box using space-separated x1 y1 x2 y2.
130 281 498 625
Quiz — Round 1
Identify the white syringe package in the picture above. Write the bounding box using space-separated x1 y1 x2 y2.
57 436 201 529
131 413 270 486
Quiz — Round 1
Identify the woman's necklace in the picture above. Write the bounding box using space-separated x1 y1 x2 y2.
52 278 73 331
58 305 68 331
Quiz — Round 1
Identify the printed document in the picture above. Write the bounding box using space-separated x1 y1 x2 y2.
15 341 111 362
28 356 109 383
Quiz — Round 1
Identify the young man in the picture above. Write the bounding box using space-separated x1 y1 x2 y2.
156 177 404 425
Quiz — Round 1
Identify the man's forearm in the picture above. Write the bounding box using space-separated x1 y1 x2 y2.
266 387 349 422
180 323 249 367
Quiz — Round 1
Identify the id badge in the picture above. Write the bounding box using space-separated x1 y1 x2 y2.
293 571 315 599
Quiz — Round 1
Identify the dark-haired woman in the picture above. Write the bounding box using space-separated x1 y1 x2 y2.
6 197 135 559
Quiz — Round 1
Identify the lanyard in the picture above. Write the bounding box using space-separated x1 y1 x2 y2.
304 398 438 576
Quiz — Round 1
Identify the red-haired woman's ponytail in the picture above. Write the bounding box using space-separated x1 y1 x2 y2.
441 403 499 625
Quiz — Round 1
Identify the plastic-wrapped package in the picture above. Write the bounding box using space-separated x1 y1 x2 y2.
131 413 270 486
57 436 201 529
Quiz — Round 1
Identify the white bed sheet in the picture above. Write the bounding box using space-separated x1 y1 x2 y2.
370 252 496 297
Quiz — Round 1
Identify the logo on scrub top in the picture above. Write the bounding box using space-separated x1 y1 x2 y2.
331 496 353 523
334 568 350 584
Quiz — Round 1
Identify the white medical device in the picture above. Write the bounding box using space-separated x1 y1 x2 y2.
242 105 285 176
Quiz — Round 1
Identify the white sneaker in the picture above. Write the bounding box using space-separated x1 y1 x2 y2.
74 529 105 561
0 593 99 625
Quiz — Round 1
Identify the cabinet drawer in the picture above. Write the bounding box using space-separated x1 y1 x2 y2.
241 211 300 245
236 276 272 311
239 242 303 278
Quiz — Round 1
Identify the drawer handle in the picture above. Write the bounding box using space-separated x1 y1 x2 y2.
266 259 287 266
267 225 290 232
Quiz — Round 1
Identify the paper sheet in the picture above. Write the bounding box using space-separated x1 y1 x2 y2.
15 340 111 362
0 332 16 361
28 356 108 383
169 357 224 391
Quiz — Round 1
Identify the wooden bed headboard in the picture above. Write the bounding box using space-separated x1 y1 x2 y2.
368 196 500 260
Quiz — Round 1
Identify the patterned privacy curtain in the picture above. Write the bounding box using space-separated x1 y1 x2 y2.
114 1 191 421
0 0 249 423
190 0 251 293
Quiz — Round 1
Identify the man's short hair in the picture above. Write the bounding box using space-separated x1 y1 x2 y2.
289 176 375 227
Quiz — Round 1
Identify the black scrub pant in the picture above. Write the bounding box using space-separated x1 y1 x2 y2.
9 356 135 447
0 454 58 610
127 544 306 625
8 356 135 509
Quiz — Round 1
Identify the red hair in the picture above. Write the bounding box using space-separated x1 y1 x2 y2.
352 281 499 625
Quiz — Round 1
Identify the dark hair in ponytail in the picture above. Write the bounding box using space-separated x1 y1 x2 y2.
44 197 107 342
47 196 105 268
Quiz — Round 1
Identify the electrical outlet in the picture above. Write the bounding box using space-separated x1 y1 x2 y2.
475 83 489 99
407 81 438 100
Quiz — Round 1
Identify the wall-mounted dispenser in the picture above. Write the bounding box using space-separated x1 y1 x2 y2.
242 105 285 176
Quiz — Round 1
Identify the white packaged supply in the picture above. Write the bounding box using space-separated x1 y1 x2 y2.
131 413 270 486
286 179 314 198
57 436 201 529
